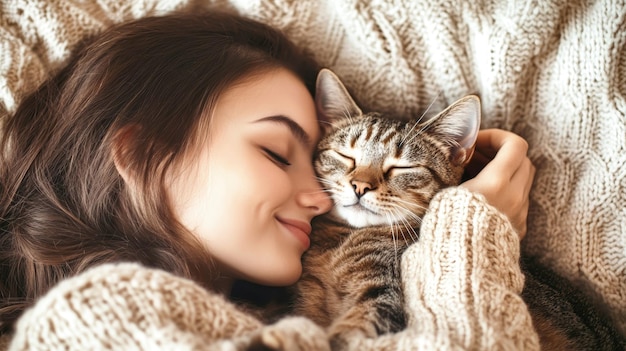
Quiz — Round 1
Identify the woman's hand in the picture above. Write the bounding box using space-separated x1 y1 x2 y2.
461 129 536 239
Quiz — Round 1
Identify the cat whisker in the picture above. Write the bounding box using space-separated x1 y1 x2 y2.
314 175 331 182
386 204 422 242
391 198 429 215
403 105 450 146
314 180 338 191
400 93 441 146
389 197 416 207
339 101 357 124
402 121 433 147
318 119 343 133
421 92 441 119
397 209 424 229
384 208 408 254
398 214 419 243
312 180 332 187
383 211 401 259
388 207 416 245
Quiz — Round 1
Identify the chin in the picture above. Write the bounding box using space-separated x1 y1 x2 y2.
256 263 303 287
333 207 388 228
271 272 302 286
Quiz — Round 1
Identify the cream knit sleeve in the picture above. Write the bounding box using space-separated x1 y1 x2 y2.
339 187 541 350
403 187 539 350
8 263 263 350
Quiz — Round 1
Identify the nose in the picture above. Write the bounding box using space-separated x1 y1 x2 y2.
351 180 374 198
298 178 333 215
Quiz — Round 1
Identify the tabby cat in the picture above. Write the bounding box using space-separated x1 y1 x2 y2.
289 69 480 349
287 69 625 351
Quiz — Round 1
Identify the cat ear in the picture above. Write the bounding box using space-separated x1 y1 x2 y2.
427 95 481 167
315 69 363 127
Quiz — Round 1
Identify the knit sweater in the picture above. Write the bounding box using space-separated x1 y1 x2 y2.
1 0 625 347
5 188 539 350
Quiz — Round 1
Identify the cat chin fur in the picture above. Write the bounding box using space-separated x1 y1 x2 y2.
331 206 391 228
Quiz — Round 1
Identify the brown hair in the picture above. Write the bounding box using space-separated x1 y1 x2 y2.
0 10 319 333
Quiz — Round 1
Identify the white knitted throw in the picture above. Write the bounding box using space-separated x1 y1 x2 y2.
1 0 625 346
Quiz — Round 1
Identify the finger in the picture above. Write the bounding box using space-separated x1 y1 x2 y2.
475 129 528 156
509 157 534 189
524 161 536 198
506 168 532 227
473 130 499 158
516 197 530 240
473 129 527 166
473 129 516 150
510 194 529 236
511 161 533 237
480 134 528 180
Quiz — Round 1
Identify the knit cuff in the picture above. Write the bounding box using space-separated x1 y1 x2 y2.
400 186 539 350
9 263 262 350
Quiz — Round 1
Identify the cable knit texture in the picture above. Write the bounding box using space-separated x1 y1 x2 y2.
1 0 624 348
9 263 263 350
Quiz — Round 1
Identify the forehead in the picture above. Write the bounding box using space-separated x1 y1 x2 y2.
212 68 320 144
322 115 405 147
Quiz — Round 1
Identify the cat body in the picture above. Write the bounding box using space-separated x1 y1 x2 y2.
289 69 625 350
521 255 626 350
290 69 481 349
294 218 408 341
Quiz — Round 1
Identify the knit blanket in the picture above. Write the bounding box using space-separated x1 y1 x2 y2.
1 0 625 337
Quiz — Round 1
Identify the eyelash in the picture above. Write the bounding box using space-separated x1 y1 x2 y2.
263 147 291 166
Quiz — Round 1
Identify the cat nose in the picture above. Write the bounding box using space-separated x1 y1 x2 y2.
351 180 374 198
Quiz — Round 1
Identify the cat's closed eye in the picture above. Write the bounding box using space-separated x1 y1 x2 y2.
317 149 355 172
392 167 435 188
385 165 425 177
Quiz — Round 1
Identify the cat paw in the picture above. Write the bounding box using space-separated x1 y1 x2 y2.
245 317 330 351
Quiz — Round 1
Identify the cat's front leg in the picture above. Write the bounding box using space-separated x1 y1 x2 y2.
326 307 382 351
215 316 330 351
327 294 407 351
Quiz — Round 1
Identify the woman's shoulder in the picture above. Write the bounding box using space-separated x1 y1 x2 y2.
7 262 262 350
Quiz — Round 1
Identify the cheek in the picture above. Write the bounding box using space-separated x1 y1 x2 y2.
327 176 354 203
172 158 265 237
390 172 434 192
316 164 348 192
255 164 294 203
388 176 438 207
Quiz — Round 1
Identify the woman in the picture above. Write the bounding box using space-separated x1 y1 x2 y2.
0 10 537 350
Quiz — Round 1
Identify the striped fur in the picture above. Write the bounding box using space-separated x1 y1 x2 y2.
287 70 626 351
290 69 480 349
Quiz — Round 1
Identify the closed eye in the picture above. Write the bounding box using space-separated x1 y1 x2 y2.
262 147 291 166
334 151 355 166
385 165 423 177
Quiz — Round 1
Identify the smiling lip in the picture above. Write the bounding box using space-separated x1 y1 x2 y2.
277 217 311 249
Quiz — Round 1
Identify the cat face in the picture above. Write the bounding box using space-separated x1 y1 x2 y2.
314 69 480 228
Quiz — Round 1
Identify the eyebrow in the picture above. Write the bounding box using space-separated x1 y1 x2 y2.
252 115 312 148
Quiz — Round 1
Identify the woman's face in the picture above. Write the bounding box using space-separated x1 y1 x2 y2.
170 68 332 287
